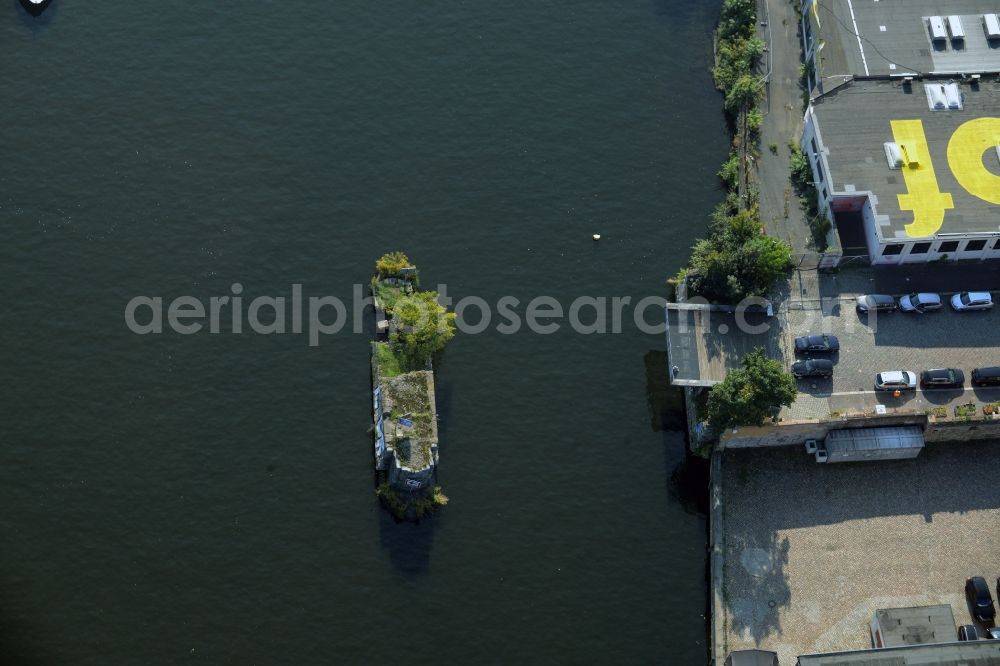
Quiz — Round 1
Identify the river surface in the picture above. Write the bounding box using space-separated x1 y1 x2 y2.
0 2 728 663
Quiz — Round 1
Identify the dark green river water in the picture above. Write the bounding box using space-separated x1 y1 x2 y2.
0 2 728 663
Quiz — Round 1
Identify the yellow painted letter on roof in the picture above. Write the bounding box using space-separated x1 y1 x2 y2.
891 119 954 237
947 117 1000 206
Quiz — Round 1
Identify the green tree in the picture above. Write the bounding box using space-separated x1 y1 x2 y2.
718 0 756 42
725 74 764 114
718 152 740 189
789 145 813 191
376 251 412 278
688 207 793 302
713 37 764 92
390 290 456 367
706 348 797 431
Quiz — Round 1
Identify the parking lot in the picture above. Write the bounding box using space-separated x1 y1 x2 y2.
719 441 1000 664
777 279 1000 421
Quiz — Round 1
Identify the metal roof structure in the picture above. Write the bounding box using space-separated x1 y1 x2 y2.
825 425 924 454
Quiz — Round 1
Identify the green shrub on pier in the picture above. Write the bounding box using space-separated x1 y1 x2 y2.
390 291 456 368
717 0 757 42
375 251 413 279
376 483 448 520
686 207 794 303
706 348 797 431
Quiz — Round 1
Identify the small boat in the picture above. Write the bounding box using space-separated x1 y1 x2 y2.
20 0 53 17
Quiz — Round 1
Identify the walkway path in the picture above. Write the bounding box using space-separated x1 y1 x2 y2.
756 0 812 255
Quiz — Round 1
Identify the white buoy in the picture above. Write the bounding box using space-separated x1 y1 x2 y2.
592 234 601 241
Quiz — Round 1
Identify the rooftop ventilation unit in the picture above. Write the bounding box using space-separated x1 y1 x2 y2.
884 142 903 169
947 15 965 40
944 82 962 109
929 16 947 41
985 13 1000 39
926 83 947 110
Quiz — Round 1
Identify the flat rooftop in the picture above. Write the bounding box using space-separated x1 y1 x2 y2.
874 604 955 647
812 78 1000 240
808 0 1000 80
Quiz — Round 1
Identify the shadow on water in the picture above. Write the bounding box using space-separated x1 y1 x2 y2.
377 509 435 578
15 0 56 26
647 348 712 660
645 349 710 514
644 350 687 432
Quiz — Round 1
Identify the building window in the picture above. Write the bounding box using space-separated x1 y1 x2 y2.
994 238 1000 250
814 159 825 183
938 241 959 253
821 188 828 200
910 242 931 254
965 239 987 252
811 138 819 155
882 244 904 256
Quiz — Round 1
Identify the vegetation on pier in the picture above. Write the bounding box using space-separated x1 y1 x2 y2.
705 347 797 431
372 252 456 371
376 482 449 521
686 206 794 302
672 0 793 303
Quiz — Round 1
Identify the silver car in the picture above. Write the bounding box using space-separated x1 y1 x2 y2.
898 293 942 313
951 291 993 311
875 371 917 391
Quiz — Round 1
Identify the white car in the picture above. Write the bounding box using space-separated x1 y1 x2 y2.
875 371 918 391
898 293 942 313
950 291 993 311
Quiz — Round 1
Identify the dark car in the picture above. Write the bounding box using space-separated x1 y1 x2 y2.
794 334 840 354
966 576 997 623
920 368 965 389
959 624 980 641
792 359 834 379
856 294 897 313
972 366 1000 387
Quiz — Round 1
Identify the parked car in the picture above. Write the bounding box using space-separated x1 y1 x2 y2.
972 367 1000 387
966 576 997 623
794 334 840 354
920 368 965 389
856 294 897 313
875 371 917 391
792 359 834 379
898 293 942 313
959 624 980 641
951 291 994 311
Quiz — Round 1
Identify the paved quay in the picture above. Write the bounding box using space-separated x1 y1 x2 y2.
719 441 1000 665
779 267 1000 421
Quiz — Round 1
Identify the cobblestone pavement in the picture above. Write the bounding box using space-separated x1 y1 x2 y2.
775 268 1000 420
720 442 1000 665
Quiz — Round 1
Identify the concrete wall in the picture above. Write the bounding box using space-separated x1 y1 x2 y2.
718 414 1000 449
719 414 929 449
925 418 1000 443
